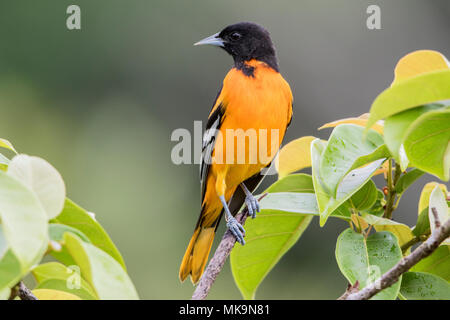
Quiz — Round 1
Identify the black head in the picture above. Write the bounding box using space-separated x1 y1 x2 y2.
195 22 279 72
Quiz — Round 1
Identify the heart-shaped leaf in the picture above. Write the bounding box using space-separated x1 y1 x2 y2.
335 229 403 300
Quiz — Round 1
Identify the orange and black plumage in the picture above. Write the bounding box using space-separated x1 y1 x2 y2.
180 22 293 284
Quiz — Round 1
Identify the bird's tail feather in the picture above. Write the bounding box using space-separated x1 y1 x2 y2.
179 214 221 284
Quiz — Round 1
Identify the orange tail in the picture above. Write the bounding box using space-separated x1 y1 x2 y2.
179 213 221 284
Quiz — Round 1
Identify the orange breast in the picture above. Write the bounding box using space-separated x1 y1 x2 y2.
211 60 293 190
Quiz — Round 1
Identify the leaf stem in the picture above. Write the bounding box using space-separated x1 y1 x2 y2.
401 234 429 253
384 161 402 220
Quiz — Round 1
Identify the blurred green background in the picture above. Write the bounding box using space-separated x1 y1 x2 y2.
0 0 449 299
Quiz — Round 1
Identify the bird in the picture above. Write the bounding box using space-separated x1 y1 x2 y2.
179 22 293 284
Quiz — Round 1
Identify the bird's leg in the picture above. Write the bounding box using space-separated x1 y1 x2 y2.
219 195 246 245
240 183 260 219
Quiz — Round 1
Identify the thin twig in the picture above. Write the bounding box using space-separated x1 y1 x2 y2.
400 234 428 253
337 281 359 300
17 282 38 300
191 193 268 300
343 211 450 300
431 207 441 228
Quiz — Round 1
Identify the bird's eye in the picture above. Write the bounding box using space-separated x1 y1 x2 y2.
229 32 242 41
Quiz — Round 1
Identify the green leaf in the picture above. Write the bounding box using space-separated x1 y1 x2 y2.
312 139 385 226
266 173 314 193
0 138 17 154
36 279 96 300
0 250 22 290
276 137 315 179
0 153 10 170
0 287 10 300
32 262 97 300
428 186 450 245
418 183 447 215
64 233 139 300
49 223 91 243
395 169 425 194
319 124 385 196
7 155 66 219
363 189 386 217
362 214 414 248
0 171 48 270
32 288 81 300
335 229 403 300
403 109 450 181
384 105 443 167
366 70 450 129
411 246 450 281
348 180 378 211
348 145 390 173
413 208 431 237
259 193 318 215
400 272 450 300
0 228 7 260
52 199 126 269
231 210 312 299
230 173 314 300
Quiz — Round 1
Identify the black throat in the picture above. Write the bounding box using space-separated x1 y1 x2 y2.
234 55 279 77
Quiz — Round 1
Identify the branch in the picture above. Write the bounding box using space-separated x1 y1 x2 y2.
344 209 450 300
191 194 267 300
17 282 38 300
337 281 359 300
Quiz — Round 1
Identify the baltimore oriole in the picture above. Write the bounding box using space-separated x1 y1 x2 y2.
179 22 293 284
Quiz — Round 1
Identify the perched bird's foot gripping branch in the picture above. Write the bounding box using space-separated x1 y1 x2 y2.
241 183 260 219
220 195 246 245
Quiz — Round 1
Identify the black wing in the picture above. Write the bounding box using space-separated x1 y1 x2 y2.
200 88 225 202
227 163 271 216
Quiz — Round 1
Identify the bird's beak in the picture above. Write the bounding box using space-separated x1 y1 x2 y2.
194 32 224 47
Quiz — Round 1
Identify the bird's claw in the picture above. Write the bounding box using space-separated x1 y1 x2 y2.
245 194 260 219
227 217 246 245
